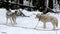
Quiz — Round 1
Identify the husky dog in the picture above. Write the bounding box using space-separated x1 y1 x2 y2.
6 9 17 25
36 14 58 30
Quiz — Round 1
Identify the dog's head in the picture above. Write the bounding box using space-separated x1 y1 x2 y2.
35 13 43 21
35 12 45 18
35 13 41 19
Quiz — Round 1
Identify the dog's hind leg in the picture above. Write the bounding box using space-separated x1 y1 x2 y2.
52 23 55 30
53 25 55 30
12 17 17 25
55 21 58 28
10 18 12 24
52 21 58 30
56 22 58 28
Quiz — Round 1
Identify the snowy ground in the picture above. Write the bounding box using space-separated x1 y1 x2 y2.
0 8 60 34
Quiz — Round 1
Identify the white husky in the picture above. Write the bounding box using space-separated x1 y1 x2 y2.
6 9 17 24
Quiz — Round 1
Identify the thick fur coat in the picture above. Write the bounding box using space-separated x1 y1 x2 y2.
36 14 58 30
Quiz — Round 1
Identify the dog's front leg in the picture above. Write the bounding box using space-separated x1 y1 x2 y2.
10 18 12 24
6 18 8 24
43 23 46 29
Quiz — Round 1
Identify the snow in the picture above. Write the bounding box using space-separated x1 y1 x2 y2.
0 8 60 34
